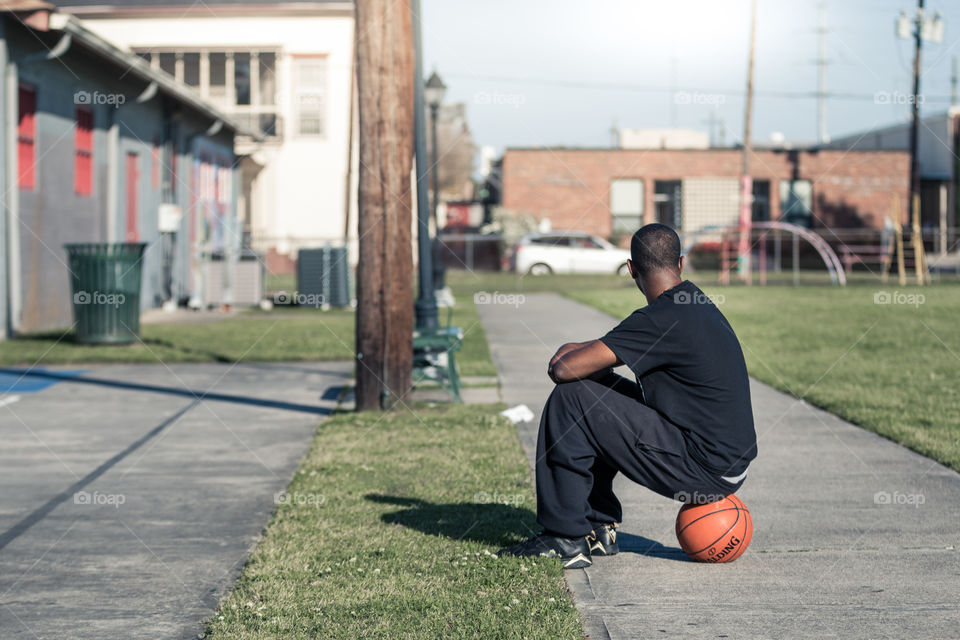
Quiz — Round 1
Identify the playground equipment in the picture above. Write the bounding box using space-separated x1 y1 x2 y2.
719 222 847 286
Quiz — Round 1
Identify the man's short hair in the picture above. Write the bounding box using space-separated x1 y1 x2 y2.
630 224 681 276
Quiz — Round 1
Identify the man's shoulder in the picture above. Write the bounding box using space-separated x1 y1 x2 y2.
618 306 656 327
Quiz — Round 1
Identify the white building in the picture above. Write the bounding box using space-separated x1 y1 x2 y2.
58 0 358 273
619 128 709 150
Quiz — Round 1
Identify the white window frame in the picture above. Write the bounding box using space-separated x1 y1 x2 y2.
293 56 327 138
610 178 644 234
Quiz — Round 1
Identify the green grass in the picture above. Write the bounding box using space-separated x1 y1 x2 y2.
0 289 497 377
447 299 497 378
564 281 960 472
0 311 356 366
204 404 582 640
265 272 296 293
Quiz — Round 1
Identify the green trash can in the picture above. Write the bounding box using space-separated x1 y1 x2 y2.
65 243 147 344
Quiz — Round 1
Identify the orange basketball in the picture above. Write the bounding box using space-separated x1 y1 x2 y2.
675 494 752 563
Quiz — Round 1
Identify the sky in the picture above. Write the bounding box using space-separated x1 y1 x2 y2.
421 0 960 153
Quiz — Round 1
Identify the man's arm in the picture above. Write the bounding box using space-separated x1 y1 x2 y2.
548 339 621 383
549 341 589 368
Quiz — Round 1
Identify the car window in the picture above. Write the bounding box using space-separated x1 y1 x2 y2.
571 236 601 249
530 236 571 247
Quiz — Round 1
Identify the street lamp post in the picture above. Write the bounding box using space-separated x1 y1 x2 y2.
411 0 438 330
425 72 446 229
425 71 447 289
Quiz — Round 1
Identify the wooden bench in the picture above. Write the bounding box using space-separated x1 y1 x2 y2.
413 325 463 402
412 290 463 402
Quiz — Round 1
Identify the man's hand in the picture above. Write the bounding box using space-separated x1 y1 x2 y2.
549 342 586 368
548 339 620 383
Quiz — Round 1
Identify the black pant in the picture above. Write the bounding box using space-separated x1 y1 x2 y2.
535 372 743 537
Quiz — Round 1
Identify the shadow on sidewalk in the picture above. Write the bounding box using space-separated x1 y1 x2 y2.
0 367 336 415
367 493 537 547
616 532 691 561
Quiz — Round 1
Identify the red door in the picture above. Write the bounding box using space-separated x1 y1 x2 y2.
125 152 139 242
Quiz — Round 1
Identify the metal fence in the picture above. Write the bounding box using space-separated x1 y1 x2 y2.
436 233 505 272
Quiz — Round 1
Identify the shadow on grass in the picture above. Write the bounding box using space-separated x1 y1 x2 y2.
367 494 691 560
367 494 536 547
10 329 234 362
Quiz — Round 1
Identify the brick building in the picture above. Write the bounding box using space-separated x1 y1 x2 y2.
501 147 911 239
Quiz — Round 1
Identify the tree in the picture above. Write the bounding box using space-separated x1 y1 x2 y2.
354 0 414 410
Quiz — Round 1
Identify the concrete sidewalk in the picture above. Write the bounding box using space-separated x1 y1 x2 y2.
0 361 352 640
478 293 960 639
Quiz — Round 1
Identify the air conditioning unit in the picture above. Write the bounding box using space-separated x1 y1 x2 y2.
202 249 263 307
297 246 351 308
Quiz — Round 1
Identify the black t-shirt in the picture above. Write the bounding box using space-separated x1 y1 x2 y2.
599 280 757 477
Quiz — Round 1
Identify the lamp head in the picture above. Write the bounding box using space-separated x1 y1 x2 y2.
425 70 447 109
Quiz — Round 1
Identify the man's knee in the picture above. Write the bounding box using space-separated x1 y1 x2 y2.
541 380 598 447
549 378 594 408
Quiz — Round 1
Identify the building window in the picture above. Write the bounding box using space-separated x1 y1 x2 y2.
610 178 644 234
183 52 200 87
17 84 37 190
209 52 227 100
234 52 251 106
74 107 94 196
159 52 176 77
294 56 326 136
752 179 770 222
259 52 276 105
654 180 683 229
133 47 282 138
780 179 813 227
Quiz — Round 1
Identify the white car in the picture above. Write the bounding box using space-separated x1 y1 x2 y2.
512 232 632 276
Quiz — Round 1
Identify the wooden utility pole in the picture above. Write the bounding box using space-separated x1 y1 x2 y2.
907 0 923 285
354 0 415 410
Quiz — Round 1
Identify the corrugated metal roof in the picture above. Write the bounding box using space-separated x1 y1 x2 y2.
45 13 257 138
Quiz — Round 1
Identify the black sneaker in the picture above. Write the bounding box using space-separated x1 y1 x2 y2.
588 523 619 556
497 533 592 569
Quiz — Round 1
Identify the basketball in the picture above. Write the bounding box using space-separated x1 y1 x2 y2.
675 494 752 563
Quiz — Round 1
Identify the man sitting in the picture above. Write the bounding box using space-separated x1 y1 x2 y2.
499 223 758 569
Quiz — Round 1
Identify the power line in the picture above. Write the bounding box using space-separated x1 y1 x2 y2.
443 72 955 102
817 2 830 143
